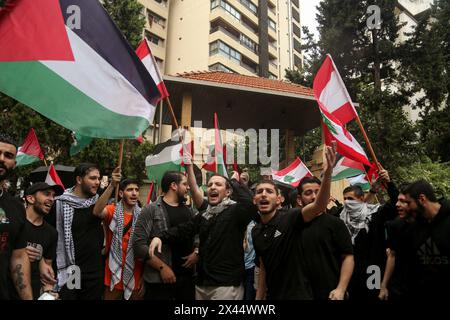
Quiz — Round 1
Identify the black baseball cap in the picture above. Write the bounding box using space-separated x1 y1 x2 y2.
25 182 64 197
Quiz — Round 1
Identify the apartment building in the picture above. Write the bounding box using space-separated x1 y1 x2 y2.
138 0 303 79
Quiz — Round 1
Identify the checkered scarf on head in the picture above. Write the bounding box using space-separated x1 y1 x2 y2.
108 201 141 300
55 187 98 287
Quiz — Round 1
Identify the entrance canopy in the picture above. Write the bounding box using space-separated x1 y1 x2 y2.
162 71 320 136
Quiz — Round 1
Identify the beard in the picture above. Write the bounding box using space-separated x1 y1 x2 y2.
81 183 97 198
416 201 426 216
0 162 12 182
176 190 187 204
34 202 49 216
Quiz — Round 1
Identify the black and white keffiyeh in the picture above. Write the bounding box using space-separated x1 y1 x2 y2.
340 200 380 244
56 187 98 287
202 197 236 220
108 201 141 300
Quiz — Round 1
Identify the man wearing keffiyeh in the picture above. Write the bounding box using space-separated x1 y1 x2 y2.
93 178 143 300
56 163 119 300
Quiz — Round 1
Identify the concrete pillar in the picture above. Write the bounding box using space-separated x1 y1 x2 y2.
181 92 192 128
284 129 296 167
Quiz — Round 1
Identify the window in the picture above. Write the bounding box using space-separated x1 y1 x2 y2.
292 7 300 23
293 38 301 54
292 23 300 38
147 10 166 28
210 40 242 65
211 0 241 21
240 33 258 53
209 63 235 73
268 19 276 31
240 0 257 15
145 31 164 47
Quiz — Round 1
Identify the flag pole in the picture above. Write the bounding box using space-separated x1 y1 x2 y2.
114 139 125 202
354 115 381 170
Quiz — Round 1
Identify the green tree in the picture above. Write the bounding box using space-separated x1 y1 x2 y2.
102 0 146 48
399 0 450 162
287 0 422 178
397 158 450 198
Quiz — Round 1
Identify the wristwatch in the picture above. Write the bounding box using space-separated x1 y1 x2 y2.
194 248 199 255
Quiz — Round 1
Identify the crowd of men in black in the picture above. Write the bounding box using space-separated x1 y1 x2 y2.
0 133 449 300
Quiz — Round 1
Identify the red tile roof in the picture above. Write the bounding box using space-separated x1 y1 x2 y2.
173 71 314 97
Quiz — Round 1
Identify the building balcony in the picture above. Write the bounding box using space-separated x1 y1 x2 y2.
210 7 259 43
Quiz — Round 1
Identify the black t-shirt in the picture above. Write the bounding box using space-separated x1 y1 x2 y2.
300 213 353 300
252 209 313 300
385 217 412 297
401 199 450 299
0 192 27 300
161 199 194 275
23 220 57 299
160 180 257 287
194 198 256 286
70 205 104 275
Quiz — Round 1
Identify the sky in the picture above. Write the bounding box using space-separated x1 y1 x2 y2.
299 0 322 39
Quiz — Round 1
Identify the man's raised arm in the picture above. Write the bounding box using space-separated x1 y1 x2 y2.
302 142 336 222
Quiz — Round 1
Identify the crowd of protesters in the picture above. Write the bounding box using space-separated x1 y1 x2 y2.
0 133 449 300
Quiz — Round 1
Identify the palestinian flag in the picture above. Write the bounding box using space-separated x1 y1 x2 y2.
45 163 65 190
136 39 169 102
202 113 228 177
272 157 312 187
0 0 160 139
69 132 93 156
145 136 193 186
347 174 371 191
332 153 366 182
16 128 45 167
314 54 358 125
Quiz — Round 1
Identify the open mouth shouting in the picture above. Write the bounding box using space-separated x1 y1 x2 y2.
208 190 220 203
257 199 271 211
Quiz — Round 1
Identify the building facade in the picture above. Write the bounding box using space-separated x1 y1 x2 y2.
138 0 302 79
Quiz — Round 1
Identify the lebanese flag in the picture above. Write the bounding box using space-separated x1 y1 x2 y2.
272 157 312 187
202 113 228 177
313 54 357 125
45 163 65 190
321 109 371 166
136 39 169 102
0 0 160 139
332 153 366 182
16 128 45 167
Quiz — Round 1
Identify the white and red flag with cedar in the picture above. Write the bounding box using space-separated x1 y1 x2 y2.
314 55 371 167
136 39 169 102
16 128 45 167
272 157 312 187
45 163 65 190
314 54 358 125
